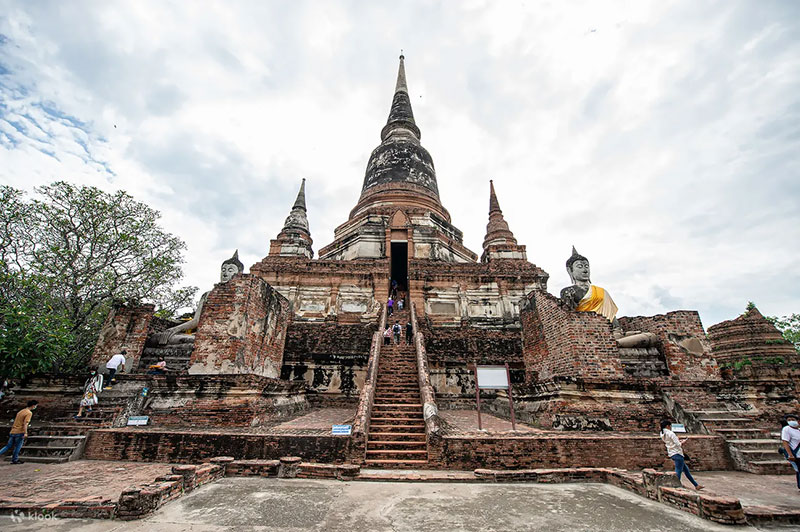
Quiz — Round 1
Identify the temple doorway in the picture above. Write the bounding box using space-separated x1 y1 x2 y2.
390 241 408 293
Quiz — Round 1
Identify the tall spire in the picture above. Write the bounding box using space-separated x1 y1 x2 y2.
381 54 421 141
268 179 313 259
292 178 307 211
481 180 526 263
489 179 501 213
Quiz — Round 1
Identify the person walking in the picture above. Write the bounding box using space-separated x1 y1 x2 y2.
104 350 126 389
405 321 413 345
387 297 394 317
76 370 103 418
660 419 704 490
0 400 38 464
780 414 800 490
383 326 392 346
392 321 402 345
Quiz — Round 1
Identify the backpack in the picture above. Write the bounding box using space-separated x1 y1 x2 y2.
393 324 401 334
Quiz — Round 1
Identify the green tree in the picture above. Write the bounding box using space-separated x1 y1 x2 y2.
0 269 74 378
0 182 196 373
767 313 800 355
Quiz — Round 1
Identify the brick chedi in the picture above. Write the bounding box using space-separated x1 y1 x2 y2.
708 306 798 364
269 179 314 259
481 180 527 263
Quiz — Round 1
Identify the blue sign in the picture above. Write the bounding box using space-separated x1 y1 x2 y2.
332 424 352 435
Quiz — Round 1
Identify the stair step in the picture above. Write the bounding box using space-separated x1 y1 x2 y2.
366 449 428 455
369 424 427 430
4 456 69 463
373 403 421 408
367 440 427 446
369 417 423 422
364 459 429 465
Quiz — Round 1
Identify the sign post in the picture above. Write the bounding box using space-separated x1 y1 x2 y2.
474 364 517 431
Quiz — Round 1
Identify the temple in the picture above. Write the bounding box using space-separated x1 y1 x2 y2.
3 56 799 488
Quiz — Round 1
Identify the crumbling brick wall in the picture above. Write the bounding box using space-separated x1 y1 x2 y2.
90 303 155 371
707 307 798 367
280 322 375 399
620 312 720 381
521 291 624 381
190 275 290 377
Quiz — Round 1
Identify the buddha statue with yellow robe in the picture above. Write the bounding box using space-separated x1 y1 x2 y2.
559 247 656 348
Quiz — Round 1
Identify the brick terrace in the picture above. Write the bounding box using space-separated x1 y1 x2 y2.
440 409 543 434
0 460 172 505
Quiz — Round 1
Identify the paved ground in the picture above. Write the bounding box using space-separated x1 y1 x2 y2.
0 460 172 504
0 477 764 531
268 408 355 434
700 471 800 509
440 409 542 434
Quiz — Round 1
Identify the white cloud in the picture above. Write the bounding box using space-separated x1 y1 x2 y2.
0 0 798 325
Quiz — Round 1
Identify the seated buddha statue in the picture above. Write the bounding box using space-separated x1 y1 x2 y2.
151 250 244 345
559 247 656 348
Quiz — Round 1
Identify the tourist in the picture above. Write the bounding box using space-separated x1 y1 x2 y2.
76 370 103 418
660 419 704 490
0 400 38 464
391 279 398 300
406 321 413 345
397 298 404 311
148 356 168 375
780 414 800 490
392 320 402 345
104 349 126 389
387 297 394 316
383 326 392 346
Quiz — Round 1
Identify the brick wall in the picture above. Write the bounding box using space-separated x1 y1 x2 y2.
83 428 353 463
431 433 732 471
190 275 290 377
90 303 155 371
143 374 307 427
280 322 376 397
521 291 624 381
620 312 720 381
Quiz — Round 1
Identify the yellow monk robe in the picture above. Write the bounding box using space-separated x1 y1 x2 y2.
576 285 619 322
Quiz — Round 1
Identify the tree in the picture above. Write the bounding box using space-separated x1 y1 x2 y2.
0 269 74 378
0 182 196 373
767 313 800 355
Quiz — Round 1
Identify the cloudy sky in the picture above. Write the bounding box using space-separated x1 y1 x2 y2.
1 1 798 326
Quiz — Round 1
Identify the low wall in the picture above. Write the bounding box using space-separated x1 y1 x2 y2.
83 428 354 464
430 433 732 471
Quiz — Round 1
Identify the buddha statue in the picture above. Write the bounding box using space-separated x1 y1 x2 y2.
559 247 656 348
151 250 244 345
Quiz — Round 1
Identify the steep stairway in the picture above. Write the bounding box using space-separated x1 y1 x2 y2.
137 344 193 373
689 408 786 474
365 309 428 468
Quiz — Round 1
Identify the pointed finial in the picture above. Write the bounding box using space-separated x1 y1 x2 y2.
395 53 408 94
489 180 501 213
292 178 307 211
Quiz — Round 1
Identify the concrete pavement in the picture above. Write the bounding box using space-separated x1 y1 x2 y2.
0 476 775 531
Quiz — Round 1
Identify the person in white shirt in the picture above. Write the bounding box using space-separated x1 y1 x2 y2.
660 419 704 490
105 350 126 389
781 414 800 490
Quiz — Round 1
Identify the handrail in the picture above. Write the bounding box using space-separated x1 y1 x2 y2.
352 303 387 458
410 301 442 438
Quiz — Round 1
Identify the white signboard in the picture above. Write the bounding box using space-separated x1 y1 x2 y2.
476 366 509 390
672 423 687 433
332 424 352 435
127 416 149 426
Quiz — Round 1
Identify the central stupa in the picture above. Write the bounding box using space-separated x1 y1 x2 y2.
318 56 477 264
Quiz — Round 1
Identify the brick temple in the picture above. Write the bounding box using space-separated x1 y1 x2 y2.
3 56 799 477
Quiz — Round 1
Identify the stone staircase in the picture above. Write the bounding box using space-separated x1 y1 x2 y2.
618 347 669 378
365 310 428 468
137 344 194 373
690 408 786 474
5 388 135 464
